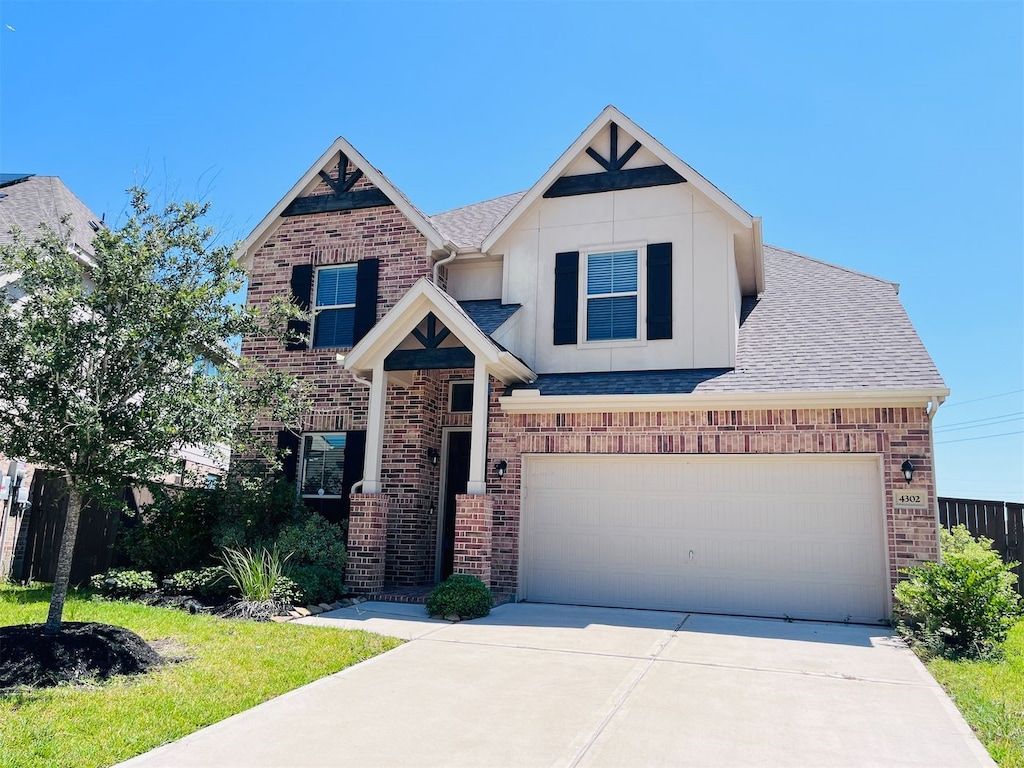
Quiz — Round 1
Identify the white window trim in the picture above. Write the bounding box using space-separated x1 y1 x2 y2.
577 242 647 348
312 264 357 349
299 431 347 499
448 379 474 413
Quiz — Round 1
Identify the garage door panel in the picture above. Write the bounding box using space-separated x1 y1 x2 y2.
522 455 887 623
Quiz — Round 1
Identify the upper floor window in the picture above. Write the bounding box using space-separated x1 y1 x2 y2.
313 265 357 348
585 250 638 341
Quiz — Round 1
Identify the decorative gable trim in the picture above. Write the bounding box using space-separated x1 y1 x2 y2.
343 277 535 385
544 123 686 198
238 137 449 271
481 105 755 253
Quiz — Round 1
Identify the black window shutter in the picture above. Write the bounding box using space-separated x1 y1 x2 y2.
352 258 379 345
340 430 367 522
276 430 300 483
553 251 579 345
286 264 313 351
647 243 673 340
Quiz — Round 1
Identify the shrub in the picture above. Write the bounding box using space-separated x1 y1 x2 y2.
426 574 493 620
118 484 217 578
218 545 295 603
894 525 1023 658
165 567 232 600
211 472 307 551
275 514 347 603
89 568 158 599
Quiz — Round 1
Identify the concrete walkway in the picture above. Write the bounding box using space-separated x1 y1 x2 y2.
120 602 993 767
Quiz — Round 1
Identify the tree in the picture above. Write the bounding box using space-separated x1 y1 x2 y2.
0 188 306 634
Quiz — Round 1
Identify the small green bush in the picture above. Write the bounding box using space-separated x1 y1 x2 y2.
218 545 294 603
89 568 158 599
165 567 232 600
276 514 347 603
895 525 1023 658
118 484 217 577
426 574 492 620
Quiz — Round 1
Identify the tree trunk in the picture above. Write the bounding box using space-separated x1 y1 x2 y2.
43 481 82 635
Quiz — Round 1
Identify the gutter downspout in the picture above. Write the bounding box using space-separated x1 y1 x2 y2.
336 352 372 493
432 247 457 285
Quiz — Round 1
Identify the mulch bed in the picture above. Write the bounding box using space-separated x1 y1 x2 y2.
0 622 166 690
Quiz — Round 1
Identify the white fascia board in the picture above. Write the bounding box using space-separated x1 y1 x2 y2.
500 387 950 414
481 105 753 253
752 217 765 294
238 138 447 272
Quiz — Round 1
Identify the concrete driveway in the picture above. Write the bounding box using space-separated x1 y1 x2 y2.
121 602 993 768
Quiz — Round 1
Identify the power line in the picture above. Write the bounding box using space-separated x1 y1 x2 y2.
941 388 1024 409
935 414 1024 433
935 430 1024 445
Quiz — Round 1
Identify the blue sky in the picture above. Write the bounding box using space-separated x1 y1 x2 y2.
1 1 1021 500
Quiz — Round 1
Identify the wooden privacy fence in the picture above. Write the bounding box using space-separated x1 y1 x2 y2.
937 497 1024 594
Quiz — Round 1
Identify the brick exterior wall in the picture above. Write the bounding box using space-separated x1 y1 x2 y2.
484 398 939 596
243 159 451 588
453 494 493 585
242 155 940 609
346 493 389 593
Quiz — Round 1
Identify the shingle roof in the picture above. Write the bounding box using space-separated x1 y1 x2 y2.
458 299 522 335
0 175 101 257
514 245 946 396
430 191 526 249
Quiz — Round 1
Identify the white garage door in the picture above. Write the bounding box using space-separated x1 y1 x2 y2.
521 455 888 623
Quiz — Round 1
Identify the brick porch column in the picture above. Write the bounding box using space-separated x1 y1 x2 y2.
346 493 389 594
453 493 492 586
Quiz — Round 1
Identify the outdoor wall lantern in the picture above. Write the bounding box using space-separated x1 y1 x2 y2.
494 460 508 479
427 448 440 467
901 460 915 484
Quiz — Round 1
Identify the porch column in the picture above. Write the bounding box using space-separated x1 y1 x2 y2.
362 362 387 494
466 356 489 495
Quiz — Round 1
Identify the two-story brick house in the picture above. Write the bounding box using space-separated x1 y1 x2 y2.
240 106 947 624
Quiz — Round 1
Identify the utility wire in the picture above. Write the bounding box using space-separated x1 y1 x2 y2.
935 415 1024 433
935 430 1023 445
941 388 1024 409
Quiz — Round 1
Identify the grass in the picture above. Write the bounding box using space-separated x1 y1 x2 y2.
926 619 1024 767
1 584 402 768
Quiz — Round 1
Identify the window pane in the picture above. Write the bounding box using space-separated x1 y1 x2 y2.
302 433 346 496
313 307 355 348
450 382 474 412
316 266 357 308
587 295 637 341
587 251 637 295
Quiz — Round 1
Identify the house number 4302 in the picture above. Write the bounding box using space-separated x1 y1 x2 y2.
893 490 928 509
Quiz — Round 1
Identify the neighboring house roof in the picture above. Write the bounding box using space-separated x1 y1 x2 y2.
0 175 101 257
457 299 521 335
511 245 946 397
430 191 527 250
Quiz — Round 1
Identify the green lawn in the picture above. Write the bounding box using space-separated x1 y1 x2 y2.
1 585 402 768
926 619 1024 767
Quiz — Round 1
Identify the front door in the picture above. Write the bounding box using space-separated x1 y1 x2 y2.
438 430 472 581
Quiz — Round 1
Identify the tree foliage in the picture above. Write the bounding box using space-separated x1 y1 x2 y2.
0 189 307 632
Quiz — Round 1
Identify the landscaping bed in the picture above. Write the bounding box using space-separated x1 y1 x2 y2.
0 584 402 768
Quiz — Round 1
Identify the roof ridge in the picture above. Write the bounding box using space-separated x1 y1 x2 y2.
764 243 898 291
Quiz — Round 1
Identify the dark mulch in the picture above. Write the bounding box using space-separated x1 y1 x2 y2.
0 622 166 690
